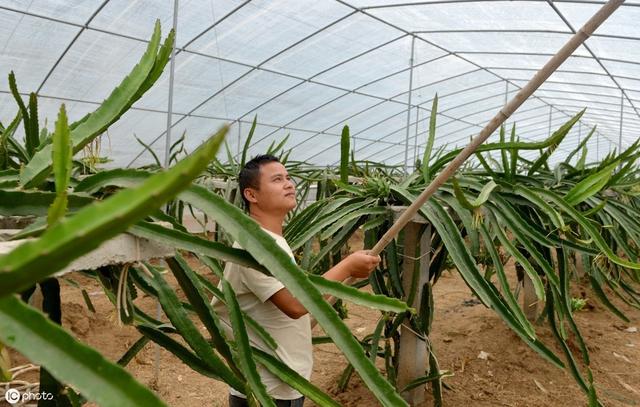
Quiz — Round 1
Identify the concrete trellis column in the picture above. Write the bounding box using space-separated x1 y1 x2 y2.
391 208 431 405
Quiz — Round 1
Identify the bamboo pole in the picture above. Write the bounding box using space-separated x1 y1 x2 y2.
368 0 624 257
312 0 625 330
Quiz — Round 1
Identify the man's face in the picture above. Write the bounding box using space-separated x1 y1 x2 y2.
245 161 296 214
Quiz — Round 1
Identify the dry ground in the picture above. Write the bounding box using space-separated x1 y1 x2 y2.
3 262 639 407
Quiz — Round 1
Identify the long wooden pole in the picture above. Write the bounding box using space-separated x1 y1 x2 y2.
368 0 624 257
312 0 625 330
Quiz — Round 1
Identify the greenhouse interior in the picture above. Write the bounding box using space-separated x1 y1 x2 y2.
0 0 639 406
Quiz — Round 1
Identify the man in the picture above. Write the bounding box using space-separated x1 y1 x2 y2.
214 154 380 407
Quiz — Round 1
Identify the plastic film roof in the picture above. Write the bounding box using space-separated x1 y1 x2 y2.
0 0 639 169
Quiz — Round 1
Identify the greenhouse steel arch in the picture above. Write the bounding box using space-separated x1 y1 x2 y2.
0 0 638 169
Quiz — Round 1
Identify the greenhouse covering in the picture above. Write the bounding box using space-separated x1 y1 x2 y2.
0 0 638 168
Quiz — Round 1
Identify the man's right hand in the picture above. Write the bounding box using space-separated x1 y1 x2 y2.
344 250 381 278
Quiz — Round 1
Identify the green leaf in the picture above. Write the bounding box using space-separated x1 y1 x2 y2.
488 202 560 289
48 105 73 226
0 341 11 381
385 239 404 298
475 152 498 177
399 370 453 393
307 274 414 314
166 255 237 370
340 125 350 184
266 133 290 157
136 325 224 379
556 248 590 364
8 72 34 158
430 110 584 175
545 286 589 395
178 186 408 407
537 188 640 270
487 210 546 302
576 145 588 170
147 263 245 391
310 217 363 270
117 336 149 367
362 215 387 232
74 168 151 194
451 177 474 210
132 26 176 100
284 199 326 240
470 180 498 207
598 199 640 248
222 279 274 406
451 178 498 210
590 270 630 322
252 347 341 407
134 134 161 167
564 161 617 206
390 186 563 367
513 185 565 230
20 21 171 188
129 221 262 270
478 223 534 337
565 126 596 164
319 206 386 240
486 190 595 255
499 125 509 173
288 198 376 250
0 111 22 169
194 269 279 352
27 92 40 155
47 193 69 227
418 282 434 335
369 316 386 364
240 115 258 168
422 94 438 182
0 295 167 407
0 190 94 217
8 217 47 240
528 110 584 176
509 123 518 181
0 126 227 296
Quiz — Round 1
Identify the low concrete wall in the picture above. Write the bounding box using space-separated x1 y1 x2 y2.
0 233 174 276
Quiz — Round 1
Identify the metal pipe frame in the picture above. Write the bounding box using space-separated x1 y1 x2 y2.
1 1 636 166
324 94 538 164
269 72 496 161
0 4 569 164
380 106 622 164
354 105 567 164
311 0 592 162
163 0 179 168
403 36 416 171
545 0 640 134
357 0 640 9
231 53 461 157
535 88 640 104
345 102 555 164
395 118 588 164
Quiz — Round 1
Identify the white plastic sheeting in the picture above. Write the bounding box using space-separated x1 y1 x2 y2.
0 0 638 169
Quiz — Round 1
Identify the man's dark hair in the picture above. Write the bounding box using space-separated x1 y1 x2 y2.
238 154 280 210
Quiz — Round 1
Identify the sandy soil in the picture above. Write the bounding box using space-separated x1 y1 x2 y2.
3 263 640 407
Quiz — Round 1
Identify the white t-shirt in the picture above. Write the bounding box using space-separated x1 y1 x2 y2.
212 228 313 400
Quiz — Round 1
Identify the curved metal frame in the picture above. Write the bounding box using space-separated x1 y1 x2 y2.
0 0 636 166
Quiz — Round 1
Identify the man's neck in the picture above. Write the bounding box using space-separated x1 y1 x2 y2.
250 210 285 236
